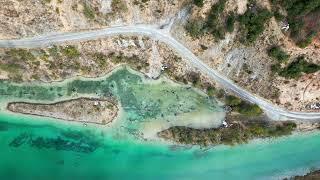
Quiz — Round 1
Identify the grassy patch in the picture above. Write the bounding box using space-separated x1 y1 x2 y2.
61 46 80 59
0 63 21 74
5 49 36 62
83 3 95 20
48 45 60 57
109 52 149 71
0 63 23 82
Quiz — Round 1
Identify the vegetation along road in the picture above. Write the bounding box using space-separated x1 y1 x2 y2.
0 24 319 121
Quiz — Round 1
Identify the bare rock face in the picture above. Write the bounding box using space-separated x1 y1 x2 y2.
0 0 63 39
7 98 118 125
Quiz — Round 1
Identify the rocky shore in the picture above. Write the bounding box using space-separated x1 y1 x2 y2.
286 170 320 180
7 98 118 125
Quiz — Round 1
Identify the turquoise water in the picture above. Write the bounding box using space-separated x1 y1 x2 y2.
1 114 320 180
0 67 319 179
0 67 225 133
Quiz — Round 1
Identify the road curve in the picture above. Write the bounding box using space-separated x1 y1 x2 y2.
0 25 319 120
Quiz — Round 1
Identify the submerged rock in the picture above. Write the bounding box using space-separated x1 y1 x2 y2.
9 130 101 153
9 133 31 147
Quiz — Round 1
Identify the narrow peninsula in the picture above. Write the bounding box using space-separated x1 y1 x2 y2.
7 98 118 125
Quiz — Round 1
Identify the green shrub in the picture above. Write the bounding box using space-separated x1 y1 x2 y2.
0 63 21 74
270 64 281 73
109 53 149 71
159 121 296 146
211 27 225 40
205 0 227 40
6 49 36 62
279 56 320 78
237 103 263 117
297 32 317 48
225 95 242 106
207 86 216 97
187 72 201 87
268 121 297 137
239 7 272 43
226 13 235 32
273 10 285 21
220 125 244 145
186 0 235 40
61 46 80 59
185 20 204 38
92 53 108 66
193 0 204 7
48 45 59 57
268 46 289 62
216 89 225 99
248 124 268 137
278 0 320 18
224 95 263 117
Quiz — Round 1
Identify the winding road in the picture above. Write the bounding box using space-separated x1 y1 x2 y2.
0 24 319 120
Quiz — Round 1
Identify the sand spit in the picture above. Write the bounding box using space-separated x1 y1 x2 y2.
7 98 118 125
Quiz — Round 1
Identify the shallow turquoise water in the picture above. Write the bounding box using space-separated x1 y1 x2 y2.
1 114 320 180
0 67 319 179
0 67 225 132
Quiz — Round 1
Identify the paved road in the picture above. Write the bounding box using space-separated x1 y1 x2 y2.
0 25 319 120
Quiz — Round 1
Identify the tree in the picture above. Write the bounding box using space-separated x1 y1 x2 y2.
193 0 204 7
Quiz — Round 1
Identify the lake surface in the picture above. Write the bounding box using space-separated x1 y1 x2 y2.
0 67 319 180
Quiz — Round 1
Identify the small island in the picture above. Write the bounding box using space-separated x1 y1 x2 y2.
158 114 298 147
7 98 118 125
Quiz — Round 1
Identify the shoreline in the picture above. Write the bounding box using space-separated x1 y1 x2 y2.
157 111 320 147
